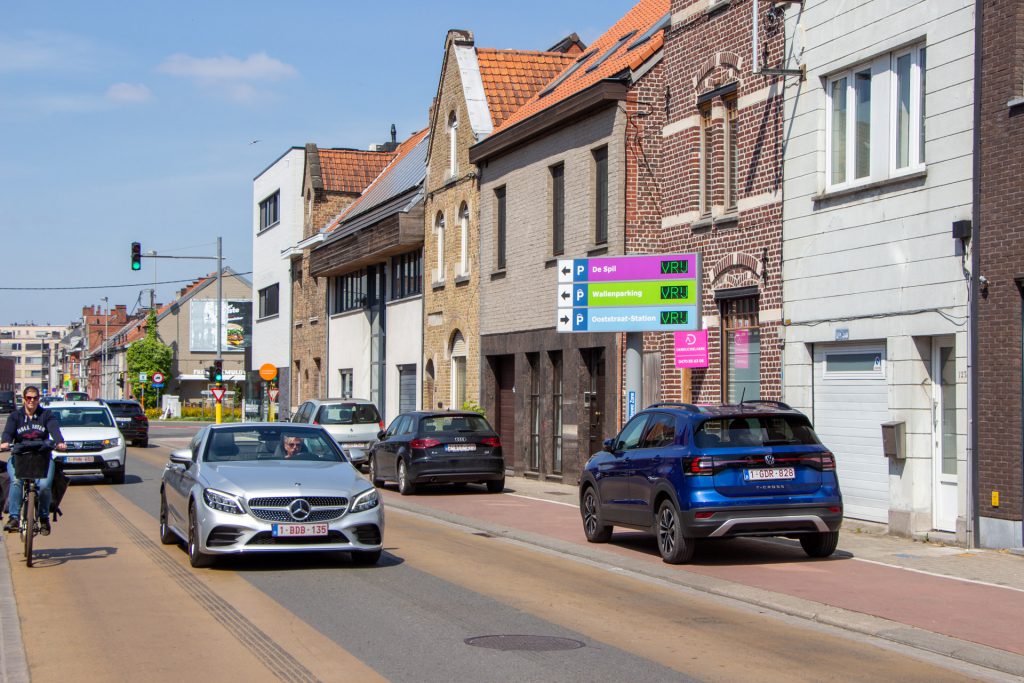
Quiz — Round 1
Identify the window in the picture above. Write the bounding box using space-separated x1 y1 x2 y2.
495 186 506 270
699 104 712 216
258 283 280 319
434 212 445 284
593 146 608 244
826 45 926 190
614 415 649 451
550 351 563 473
725 99 738 210
390 249 422 300
448 112 459 178
259 191 280 231
550 163 565 255
721 295 760 402
458 203 469 276
640 413 676 449
331 269 366 314
451 336 467 410
339 369 353 399
528 353 540 471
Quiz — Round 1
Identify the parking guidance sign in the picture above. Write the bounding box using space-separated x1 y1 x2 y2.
556 254 701 333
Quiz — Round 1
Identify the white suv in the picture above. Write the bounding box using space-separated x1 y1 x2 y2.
291 399 382 469
47 401 127 483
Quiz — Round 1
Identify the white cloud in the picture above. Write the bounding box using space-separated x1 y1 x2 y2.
157 52 297 83
106 83 153 104
0 30 98 73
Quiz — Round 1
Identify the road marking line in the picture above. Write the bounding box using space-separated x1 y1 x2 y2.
507 493 577 508
851 557 1024 594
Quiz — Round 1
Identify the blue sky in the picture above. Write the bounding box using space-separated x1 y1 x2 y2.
0 0 631 326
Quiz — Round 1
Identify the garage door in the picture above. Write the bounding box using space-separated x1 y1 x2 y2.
813 344 889 523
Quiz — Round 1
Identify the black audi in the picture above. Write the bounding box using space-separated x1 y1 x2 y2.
368 411 505 495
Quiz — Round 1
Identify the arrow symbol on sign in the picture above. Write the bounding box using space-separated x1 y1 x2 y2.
560 316 570 324
561 291 570 300
561 266 570 276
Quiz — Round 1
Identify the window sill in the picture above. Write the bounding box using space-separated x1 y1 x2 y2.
256 314 280 323
692 215 714 232
706 0 731 16
715 212 739 229
432 279 446 291
454 273 470 285
490 269 507 281
1009 97 1024 110
586 244 609 257
814 168 927 203
257 221 280 236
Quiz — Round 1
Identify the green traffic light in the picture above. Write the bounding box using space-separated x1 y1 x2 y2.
131 261 141 271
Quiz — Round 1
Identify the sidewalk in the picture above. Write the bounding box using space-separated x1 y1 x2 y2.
380 475 1024 679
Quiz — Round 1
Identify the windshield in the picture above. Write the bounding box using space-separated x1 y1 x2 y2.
420 414 493 434
203 427 346 463
318 403 381 425
52 407 115 428
695 416 820 448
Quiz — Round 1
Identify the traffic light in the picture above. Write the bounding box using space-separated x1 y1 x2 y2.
207 365 216 382
116 375 124 389
213 359 223 385
131 242 142 271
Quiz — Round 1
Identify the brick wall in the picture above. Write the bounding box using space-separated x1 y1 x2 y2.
658 0 785 403
977 0 1024 524
423 38 483 411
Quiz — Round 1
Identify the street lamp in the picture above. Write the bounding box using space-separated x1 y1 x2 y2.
100 296 109 399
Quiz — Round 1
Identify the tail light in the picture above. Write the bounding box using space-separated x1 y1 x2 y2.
379 420 385 430
313 420 319 425
481 437 501 448
694 511 714 519
819 452 836 471
132 415 147 422
687 456 714 476
410 438 441 450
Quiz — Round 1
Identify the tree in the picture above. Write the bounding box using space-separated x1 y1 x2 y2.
125 310 172 409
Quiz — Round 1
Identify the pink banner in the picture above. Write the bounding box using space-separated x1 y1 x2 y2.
734 329 749 369
674 330 709 368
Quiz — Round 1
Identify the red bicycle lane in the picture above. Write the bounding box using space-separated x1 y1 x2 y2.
381 487 1024 657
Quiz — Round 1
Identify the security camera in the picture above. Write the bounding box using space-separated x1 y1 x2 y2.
978 275 989 286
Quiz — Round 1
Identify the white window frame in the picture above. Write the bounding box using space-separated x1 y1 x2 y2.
825 43 927 192
448 111 459 179
434 212 445 284
822 345 886 381
458 203 469 277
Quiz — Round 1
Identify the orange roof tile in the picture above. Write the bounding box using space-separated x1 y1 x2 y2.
318 149 395 194
326 127 430 232
493 0 668 134
476 49 577 128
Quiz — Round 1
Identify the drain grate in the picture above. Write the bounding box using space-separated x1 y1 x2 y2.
465 635 585 652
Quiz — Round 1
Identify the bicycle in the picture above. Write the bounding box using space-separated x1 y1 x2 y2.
8 440 55 567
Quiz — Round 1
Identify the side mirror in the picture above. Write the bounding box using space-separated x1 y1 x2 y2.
377 430 387 441
602 438 615 453
169 449 193 466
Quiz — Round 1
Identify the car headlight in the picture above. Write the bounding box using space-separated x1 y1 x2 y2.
203 488 244 514
349 488 379 513
102 437 121 448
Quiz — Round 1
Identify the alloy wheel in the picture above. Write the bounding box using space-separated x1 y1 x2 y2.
658 506 677 556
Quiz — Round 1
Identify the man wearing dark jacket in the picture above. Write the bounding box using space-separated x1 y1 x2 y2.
1 386 66 534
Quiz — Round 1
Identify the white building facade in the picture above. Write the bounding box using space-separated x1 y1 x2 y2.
251 147 305 406
781 0 975 541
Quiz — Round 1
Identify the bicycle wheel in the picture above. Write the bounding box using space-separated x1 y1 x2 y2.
24 488 35 567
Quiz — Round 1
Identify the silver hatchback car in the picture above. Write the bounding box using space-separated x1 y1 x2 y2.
291 399 382 469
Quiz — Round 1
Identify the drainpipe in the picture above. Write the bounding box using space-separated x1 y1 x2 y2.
967 0 982 548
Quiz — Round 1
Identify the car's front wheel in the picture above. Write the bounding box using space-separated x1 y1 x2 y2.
656 500 695 564
485 477 504 494
159 490 178 545
581 486 612 543
188 502 214 568
799 530 840 558
397 459 415 495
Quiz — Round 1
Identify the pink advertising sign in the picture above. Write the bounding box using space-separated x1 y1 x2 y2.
674 330 709 368
734 329 749 369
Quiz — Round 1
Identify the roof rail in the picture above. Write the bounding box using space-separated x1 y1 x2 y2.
740 400 792 410
646 402 703 412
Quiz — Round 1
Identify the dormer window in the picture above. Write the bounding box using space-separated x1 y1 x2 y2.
448 111 459 179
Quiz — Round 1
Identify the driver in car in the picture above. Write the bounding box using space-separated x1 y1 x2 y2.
280 436 317 460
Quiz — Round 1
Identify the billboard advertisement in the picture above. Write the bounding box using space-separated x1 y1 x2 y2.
189 300 252 353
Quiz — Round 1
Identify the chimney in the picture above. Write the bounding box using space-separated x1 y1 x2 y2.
370 125 400 153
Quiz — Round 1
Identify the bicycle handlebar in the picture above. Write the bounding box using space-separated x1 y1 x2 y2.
10 440 55 454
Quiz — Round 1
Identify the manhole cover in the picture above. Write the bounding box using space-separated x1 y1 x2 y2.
465 635 585 652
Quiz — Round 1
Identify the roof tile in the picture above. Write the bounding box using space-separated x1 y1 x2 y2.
476 49 577 128
318 149 395 194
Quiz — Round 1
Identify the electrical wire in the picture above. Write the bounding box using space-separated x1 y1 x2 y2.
0 271 252 291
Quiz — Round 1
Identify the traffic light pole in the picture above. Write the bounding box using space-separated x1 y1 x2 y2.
131 238 225 423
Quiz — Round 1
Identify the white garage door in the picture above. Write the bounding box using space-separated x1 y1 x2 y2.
813 344 889 523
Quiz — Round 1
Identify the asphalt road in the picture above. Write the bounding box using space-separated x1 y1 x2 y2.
1 434 999 682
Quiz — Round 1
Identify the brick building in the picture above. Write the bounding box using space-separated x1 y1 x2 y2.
470 0 668 481
422 29 578 412
976 0 1024 548
288 145 394 409
658 0 786 407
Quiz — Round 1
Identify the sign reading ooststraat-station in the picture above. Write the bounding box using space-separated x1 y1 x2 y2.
556 254 701 333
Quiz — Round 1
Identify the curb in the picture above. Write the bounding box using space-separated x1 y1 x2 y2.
385 496 1024 680
0 537 29 683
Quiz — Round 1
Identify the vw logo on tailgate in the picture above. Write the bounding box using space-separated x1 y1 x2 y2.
764 454 776 466
288 499 312 521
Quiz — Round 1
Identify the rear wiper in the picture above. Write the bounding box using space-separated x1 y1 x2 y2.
762 439 796 446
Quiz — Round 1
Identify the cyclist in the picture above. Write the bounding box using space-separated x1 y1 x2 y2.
1 386 66 535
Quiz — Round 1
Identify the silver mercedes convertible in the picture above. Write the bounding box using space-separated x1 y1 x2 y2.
159 423 384 568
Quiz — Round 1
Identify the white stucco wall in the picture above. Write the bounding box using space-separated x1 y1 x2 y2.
781 0 974 538
251 147 305 371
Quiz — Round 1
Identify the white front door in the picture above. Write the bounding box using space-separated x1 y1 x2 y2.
932 342 958 531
